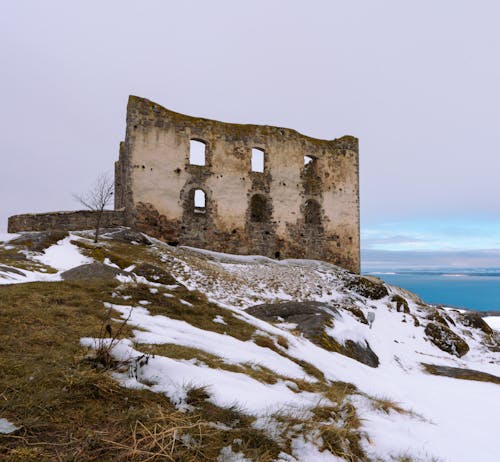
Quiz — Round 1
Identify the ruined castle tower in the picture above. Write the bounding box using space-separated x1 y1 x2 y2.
115 96 360 272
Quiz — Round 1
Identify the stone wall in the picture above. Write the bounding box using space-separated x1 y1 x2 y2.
116 96 360 273
8 210 126 233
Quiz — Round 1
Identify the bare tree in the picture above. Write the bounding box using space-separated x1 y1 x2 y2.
73 173 114 243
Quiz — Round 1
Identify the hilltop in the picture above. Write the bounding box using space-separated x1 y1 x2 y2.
0 229 499 461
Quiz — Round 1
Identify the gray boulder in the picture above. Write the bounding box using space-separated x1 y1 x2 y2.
102 228 152 246
246 301 337 340
61 262 122 281
132 263 177 285
247 301 379 368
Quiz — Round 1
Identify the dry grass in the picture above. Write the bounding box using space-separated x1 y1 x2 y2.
106 409 221 462
0 280 283 461
112 282 257 342
0 235 373 461
0 245 57 274
366 395 424 422
72 239 142 270
369 396 408 415
0 279 365 461
0 280 178 460
276 399 367 462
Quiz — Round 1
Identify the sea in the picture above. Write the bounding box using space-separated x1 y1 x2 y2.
364 268 500 313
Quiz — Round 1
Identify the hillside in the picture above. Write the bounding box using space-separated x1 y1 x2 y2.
0 229 499 461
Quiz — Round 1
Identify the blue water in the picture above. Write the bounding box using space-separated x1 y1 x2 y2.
364 269 500 312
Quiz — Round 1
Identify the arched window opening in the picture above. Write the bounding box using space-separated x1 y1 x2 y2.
251 148 265 173
189 139 206 166
304 199 321 225
303 155 318 175
193 189 206 213
250 194 270 223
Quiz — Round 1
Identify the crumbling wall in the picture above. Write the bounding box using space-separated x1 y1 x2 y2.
8 210 126 233
118 96 360 272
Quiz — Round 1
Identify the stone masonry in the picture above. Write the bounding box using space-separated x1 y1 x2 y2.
8 210 126 233
115 96 360 272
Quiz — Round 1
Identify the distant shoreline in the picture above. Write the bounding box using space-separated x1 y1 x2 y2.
441 304 500 317
476 310 500 317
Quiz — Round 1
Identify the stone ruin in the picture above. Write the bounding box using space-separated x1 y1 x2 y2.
9 96 360 273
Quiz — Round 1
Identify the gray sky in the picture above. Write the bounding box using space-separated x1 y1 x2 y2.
1 1 499 267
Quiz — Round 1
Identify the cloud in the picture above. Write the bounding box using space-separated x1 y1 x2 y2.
362 248 500 270
362 218 500 252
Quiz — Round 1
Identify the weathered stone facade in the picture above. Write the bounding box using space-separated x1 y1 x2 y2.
116 96 360 272
8 210 126 233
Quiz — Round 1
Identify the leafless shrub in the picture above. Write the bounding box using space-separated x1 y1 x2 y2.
73 173 114 243
91 307 132 370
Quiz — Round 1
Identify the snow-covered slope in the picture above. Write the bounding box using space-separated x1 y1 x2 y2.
1 229 499 461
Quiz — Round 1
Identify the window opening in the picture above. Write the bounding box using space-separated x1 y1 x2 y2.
250 194 270 222
189 139 206 166
304 199 321 224
251 148 265 173
304 155 317 175
194 189 206 213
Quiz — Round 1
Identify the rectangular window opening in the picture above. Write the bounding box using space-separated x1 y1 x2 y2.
190 140 206 166
251 148 265 173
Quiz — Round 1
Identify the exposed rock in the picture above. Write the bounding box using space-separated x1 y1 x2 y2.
246 301 337 340
247 301 379 367
321 335 379 368
61 263 122 281
424 322 470 357
346 276 388 300
441 311 456 326
11 231 68 252
132 263 176 285
340 304 368 324
426 309 450 327
460 312 494 335
102 228 152 246
391 295 410 313
422 363 500 385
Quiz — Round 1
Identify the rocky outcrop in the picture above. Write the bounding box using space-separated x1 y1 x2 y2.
425 322 470 357
102 228 152 246
132 263 176 285
346 276 389 300
61 263 122 281
321 334 380 368
422 363 500 384
247 301 379 367
391 295 410 313
460 312 494 335
247 301 337 340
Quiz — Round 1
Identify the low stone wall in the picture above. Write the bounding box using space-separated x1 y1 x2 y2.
8 210 126 233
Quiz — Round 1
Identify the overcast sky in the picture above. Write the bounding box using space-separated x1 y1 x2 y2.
1 1 499 267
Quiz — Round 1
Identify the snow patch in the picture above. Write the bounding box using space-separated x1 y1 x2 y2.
32 236 92 271
0 418 19 434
